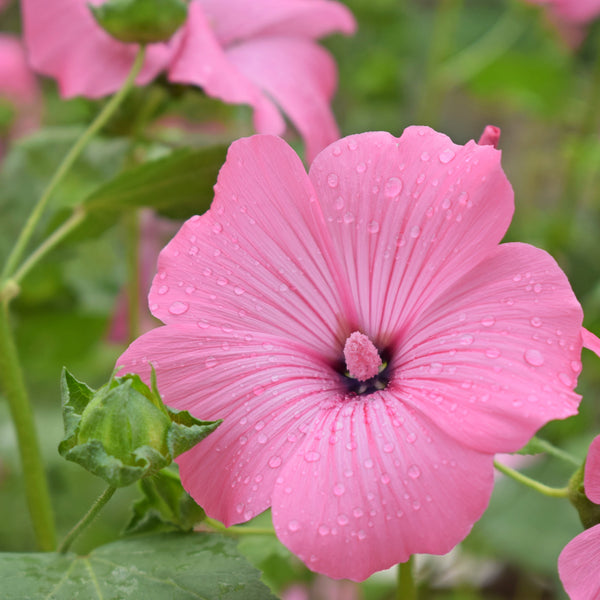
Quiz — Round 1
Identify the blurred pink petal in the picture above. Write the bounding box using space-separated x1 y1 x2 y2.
117 127 586 580
527 0 600 24
21 0 176 98
559 435 600 599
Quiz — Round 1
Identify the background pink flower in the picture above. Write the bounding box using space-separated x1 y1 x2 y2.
558 435 600 599
117 127 585 580
0 34 39 155
21 0 355 161
526 0 600 25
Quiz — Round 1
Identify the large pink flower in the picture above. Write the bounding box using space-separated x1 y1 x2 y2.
118 127 587 580
559 435 600 599
20 0 355 160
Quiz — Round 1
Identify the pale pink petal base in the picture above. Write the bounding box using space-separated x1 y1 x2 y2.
272 397 493 580
559 524 600 599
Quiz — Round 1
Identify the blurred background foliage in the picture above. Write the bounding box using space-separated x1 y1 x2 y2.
2 0 600 598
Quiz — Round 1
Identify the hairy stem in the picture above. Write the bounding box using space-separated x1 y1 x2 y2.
493 460 569 498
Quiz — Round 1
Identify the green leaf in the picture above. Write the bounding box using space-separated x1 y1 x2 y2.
75 145 228 239
0 533 278 599
125 470 206 534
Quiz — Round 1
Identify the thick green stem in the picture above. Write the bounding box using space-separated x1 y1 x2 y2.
397 556 417 600
493 460 569 498
58 486 117 554
1 46 147 282
0 301 56 550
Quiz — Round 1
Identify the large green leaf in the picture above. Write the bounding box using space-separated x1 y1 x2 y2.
75 145 228 239
0 533 277 599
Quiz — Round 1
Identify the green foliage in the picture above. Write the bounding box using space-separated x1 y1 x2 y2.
0 533 277 599
125 469 206 534
90 0 188 44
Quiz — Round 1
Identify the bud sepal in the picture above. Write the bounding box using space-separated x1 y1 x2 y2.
59 368 221 487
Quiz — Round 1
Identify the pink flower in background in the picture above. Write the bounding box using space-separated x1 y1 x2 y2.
21 0 355 160
0 34 39 154
118 126 588 580
527 0 600 25
558 435 600 600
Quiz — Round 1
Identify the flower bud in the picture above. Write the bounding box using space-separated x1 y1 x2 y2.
59 368 220 487
89 0 188 44
568 462 600 529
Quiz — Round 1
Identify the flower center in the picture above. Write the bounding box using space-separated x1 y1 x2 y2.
341 332 389 395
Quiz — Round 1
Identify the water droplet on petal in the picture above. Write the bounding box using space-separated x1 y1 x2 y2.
337 514 349 526
304 451 321 463
367 220 380 234
217 277 228 286
420 151 430 161
459 334 474 345
212 222 223 234
333 483 345 496
356 162 367 173
157 285 169 295
406 432 417 444
327 173 339 188
384 177 403 198
524 349 544 366
530 317 542 328
168 301 189 315
438 148 456 164
558 372 573 387
268 456 282 468
408 465 421 479
288 520 300 532
364 458 374 469
410 225 421 238
571 360 582 374
205 356 217 368
318 525 330 536
485 348 501 359
380 473 391 484
481 316 495 327
343 212 355 224
334 196 344 210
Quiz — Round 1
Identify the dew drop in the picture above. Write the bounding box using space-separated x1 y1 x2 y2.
408 464 421 479
481 316 495 327
364 458 374 469
367 220 380 234
318 525 330 536
157 285 169 295
356 162 367 173
205 356 217 368
234 286 245 295
327 173 339 188
304 451 321 463
533 283 543 293
168 301 189 315
524 349 544 366
458 191 469 205
333 483 345 496
212 222 223 234
438 148 456 164
380 473 391 485
268 456 282 468
358 530 367 540
420 151 430 161
217 277 228 286
459 334 474 345
485 348 501 359
288 520 300 532
337 514 349 526
353 507 364 518
343 212 355 224
332 145 342 157
383 442 394 453
410 225 421 238
558 372 573 387
571 360 582 374
406 432 417 444
384 177 403 198
334 196 344 210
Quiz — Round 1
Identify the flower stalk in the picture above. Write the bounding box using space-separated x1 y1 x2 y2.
397 556 417 600
493 459 569 498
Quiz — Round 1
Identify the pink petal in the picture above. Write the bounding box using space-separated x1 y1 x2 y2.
559 524 600 599
21 0 174 98
226 37 341 162
117 325 339 526
398 242 582 453
0 35 38 103
199 0 356 46
168 2 285 135
585 435 600 504
308 127 514 342
582 327 600 358
146 135 345 359
272 397 493 580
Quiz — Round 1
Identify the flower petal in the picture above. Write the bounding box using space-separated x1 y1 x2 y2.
585 435 600 504
21 0 173 98
199 0 356 46
308 127 514 342
169 2 285 135
272 395 493 580
226 37 341 162
117 325 342 526
558 524 600 599
147 134 349 359
398 242 582 453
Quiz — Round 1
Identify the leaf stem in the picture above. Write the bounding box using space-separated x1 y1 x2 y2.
397 556 417 600
1 46 147 283
0 300 56 550
493 460 569 498
203 517 276 537
58 485 117 554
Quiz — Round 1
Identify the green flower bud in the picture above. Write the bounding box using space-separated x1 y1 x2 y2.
90 0 188 44
59 368 221 488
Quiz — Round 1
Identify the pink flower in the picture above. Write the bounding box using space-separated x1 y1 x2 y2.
0 34 39 154
558 435 600 600
21 0 355 161
117 126 587 580
526 0 600 25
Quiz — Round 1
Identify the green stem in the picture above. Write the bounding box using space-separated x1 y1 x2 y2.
0 300 56 550
437 5 526 88
203 517 275 537
397 556 417 600
58 485 117 554
11 206 86 287
416 0 463 126
1 46 147 282
493 460 569 498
